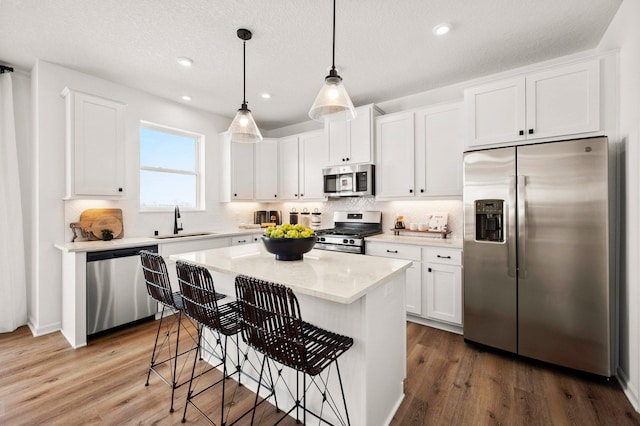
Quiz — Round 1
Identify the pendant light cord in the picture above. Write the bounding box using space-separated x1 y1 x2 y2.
243 39 247 105
331 0 336 72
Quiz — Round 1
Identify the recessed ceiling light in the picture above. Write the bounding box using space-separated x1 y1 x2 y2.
181 95 192 101
261 93 271 99
432 23 451 36
176 57 193 67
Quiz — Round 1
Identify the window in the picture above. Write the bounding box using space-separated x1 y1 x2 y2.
139 122 204 210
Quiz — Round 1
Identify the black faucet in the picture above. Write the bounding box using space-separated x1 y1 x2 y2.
173 206 183 234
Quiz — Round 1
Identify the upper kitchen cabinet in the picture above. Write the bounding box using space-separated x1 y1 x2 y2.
375 111 415 198
254 138 279 201
279 130 327 202
61 88 126 199
376 102 464 199
414 103 464 197
298 130 328 200
326 104 383 166
465 59 600 148
219 132 255 201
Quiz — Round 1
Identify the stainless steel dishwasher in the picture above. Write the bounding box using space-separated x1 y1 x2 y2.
86 245 158 335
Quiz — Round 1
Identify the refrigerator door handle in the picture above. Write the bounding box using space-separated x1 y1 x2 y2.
517 175 527 278
508 175 517 277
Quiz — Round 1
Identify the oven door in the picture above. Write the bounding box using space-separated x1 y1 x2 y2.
314 242 364 254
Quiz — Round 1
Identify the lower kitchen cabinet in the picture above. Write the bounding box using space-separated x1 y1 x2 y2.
366 241 422 316
367 239 463 333
160 237 230 292
424 247 463 327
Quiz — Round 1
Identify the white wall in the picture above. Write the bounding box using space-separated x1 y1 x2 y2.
28 60 247 335
598 0 640 409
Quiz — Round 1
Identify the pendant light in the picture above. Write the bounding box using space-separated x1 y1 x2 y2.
228 28 263 143
308 0 357 123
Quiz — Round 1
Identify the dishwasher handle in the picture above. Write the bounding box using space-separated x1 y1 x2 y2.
87 245 158 262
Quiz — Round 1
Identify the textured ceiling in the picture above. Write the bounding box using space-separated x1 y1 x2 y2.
0 0 622 129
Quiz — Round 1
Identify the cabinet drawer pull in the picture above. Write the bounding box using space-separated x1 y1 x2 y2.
428 267 432 272
437 255 452 259
386 249 398 254
528 128 534 134
238 240 247 243
519 130 524 136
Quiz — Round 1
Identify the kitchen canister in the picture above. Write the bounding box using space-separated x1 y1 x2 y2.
289 208 298 225
300 208 311 227
311 208 322 229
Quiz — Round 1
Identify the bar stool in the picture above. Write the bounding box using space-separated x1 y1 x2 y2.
235 274 354 426
140 250 224 413
176 261 276 425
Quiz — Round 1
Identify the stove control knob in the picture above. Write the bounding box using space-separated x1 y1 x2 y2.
343 239 349 244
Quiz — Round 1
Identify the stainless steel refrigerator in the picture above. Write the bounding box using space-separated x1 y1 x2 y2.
463 136 612 376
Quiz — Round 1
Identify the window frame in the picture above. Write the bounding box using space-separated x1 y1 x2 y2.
139 121 205 212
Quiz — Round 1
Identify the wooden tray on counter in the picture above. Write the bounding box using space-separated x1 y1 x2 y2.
390 228 452 239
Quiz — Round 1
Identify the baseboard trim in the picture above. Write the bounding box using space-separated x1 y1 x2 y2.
617 366 640 412
407 315 463 335
28 320 61 337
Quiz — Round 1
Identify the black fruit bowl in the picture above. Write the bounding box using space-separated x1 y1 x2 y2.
261 236 316 261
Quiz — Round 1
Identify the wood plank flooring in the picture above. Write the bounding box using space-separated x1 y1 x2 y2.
1 319 638 425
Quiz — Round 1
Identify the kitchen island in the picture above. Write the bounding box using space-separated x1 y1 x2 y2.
170 243 412 426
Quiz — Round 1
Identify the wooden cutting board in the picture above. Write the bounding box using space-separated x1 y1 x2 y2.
76 208 124 240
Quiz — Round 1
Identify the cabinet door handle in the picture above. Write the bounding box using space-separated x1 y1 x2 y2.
420 189 424 193
409 189 413 194
234 193 237 197
342 158 346 162
238 240 246 243
346 157 350 161
386 249 398 254
519 130 524 136
428 267 432 272
274 194 277 198
528 129 534 134
300 194 304 197
118 187 123 192
437 255 452 259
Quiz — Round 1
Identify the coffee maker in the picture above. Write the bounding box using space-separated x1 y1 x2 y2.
254 210 281 226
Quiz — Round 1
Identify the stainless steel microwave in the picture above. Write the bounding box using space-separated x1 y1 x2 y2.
323 164 375 197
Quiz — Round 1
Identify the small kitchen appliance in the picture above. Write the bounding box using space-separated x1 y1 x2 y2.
314 211 382 254
254 210 281 226
323 164 375 197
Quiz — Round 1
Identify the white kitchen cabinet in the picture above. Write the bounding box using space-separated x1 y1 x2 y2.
159 237 231 292
375 111 415 198
366 241 422 315
298 130 328 200
61 88 126 199
424 247 462 326
279 135 300 201
255 138 279 201
327 104 382 166
219 132 255 201
414 103 464 197
231 233 262 245
465 59 600 147
279 131 327 201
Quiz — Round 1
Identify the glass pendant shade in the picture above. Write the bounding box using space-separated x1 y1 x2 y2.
308 73 356 122
228 103 263 143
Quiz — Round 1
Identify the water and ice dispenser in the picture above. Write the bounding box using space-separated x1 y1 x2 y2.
475 200 504 242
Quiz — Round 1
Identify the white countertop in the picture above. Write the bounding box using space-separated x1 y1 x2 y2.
54 228 263 253
170 243 412 304
366 233 463 249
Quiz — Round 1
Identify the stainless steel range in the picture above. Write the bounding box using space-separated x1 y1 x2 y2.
314 211 382 254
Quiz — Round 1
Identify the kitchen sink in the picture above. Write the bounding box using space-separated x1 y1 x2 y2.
152 232 217 239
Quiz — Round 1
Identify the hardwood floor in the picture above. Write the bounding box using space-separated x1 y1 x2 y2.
1 319 638 425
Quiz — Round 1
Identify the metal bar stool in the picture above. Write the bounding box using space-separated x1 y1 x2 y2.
140 250 224 413
235 274 354 426
176 261 275 425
